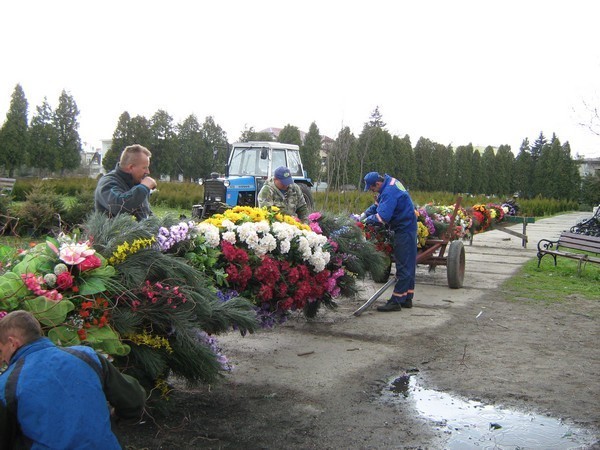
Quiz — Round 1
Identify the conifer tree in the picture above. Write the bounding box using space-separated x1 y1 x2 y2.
28 98 58 175
54 90 82 173
0 84 29 176
302 122 322 181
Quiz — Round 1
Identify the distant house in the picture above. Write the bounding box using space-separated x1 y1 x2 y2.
577 157 600 178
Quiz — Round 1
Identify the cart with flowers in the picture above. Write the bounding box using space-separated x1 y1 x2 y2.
353 197 466 316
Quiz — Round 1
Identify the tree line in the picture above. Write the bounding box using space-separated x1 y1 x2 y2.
1 85 597 204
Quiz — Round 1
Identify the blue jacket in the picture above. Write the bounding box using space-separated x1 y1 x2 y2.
364 174 417 234
0 338 145 449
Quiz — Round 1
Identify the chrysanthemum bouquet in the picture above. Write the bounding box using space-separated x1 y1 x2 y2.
160 206 353 325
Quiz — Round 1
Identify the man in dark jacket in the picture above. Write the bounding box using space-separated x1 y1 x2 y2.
362 172 418 312
0 310 146 449
95 144 157 220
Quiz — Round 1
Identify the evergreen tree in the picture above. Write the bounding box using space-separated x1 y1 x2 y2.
368 106 386 128
150 110 177 178
471 150 482 194
238 126 273 142
392 134 416 189
29 98 58 175
0 84 29 176
104 112 132 172
302 122 322 181
177 114 210 180
481 146 496 195
413 138 435 190
53 90 82 173
495 145 514 195
530 132 547 162
201 116 228 175
105 113 152 172
558 141 580 200
514 139 532 197
328 126 355 190
440 144 456 193
277 124 302 146
454 144 474 193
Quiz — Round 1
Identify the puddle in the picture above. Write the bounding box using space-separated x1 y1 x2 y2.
382 373 598 449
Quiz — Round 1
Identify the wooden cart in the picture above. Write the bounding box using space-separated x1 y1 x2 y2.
353 197 466 316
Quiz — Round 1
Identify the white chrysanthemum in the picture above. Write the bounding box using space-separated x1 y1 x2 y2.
256 234 277 255
271 222 299 242
309 249 331 272
222 231 237 244
196 223 221 248
296 236 312 260
222 219 236 232
236 222 259 246
253 221 270 234
279 239 291 254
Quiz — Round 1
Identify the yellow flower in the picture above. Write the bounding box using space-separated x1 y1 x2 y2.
108 237 156 265
126 331 173 353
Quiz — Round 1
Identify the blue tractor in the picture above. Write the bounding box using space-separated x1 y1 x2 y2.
192 141 314 219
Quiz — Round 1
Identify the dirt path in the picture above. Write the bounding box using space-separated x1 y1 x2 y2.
116 212 600 449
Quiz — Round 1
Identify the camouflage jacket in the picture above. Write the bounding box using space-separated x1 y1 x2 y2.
257 178 308 221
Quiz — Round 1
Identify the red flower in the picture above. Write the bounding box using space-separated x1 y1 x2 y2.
78 254 102 272
56 272 74 290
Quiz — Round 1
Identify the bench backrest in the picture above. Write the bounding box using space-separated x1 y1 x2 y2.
0 177 16 194
558 232 600 254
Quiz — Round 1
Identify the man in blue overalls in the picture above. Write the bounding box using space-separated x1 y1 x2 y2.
362 172 417 311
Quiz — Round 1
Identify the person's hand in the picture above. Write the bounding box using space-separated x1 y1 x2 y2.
140 177 157 190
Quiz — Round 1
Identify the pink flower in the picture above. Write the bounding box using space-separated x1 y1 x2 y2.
59 242 96 265
309 222 322 234
78 254 102 272
308 212 322 221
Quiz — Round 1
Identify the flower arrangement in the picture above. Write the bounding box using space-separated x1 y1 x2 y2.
159 206 353 325
469 204 493 234
1 213 259 400
0 233 129 355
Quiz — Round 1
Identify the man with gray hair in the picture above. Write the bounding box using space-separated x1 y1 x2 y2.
95 144 157 220
0 310 146 449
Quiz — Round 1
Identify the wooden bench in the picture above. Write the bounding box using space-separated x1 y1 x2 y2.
537 231 600 275
0 177 16 196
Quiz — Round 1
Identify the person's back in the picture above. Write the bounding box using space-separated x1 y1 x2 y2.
0 311 145 449
1 338 121 449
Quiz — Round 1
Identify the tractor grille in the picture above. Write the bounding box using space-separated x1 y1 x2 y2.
237 191 256 207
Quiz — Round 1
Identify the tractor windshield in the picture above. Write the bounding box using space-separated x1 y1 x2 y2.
228 146 304 177
228 147 269 176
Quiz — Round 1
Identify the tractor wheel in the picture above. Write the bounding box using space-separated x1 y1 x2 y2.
447 240 465 289
299 183 315 211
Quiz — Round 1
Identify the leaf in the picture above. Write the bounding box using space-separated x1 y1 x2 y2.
23 297 75 326
0 244 18 263
78 276 106 295
85 326 131 356
0 271 28 310
48 326 80 346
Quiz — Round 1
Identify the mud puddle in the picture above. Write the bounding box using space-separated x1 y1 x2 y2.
381 373 598 449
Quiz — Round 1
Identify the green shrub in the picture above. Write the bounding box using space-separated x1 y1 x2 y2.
15 182 67 236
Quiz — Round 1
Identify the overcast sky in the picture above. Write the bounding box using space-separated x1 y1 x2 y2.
1 0 599 157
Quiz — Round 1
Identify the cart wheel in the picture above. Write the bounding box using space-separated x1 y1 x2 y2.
447 240 465 289
372 257 392 283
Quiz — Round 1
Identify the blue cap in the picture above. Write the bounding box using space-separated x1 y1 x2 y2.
274 166 293 186
364 172 381 191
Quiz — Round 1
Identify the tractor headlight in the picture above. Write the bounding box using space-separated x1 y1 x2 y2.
198 178 204 185
223 180 230 187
